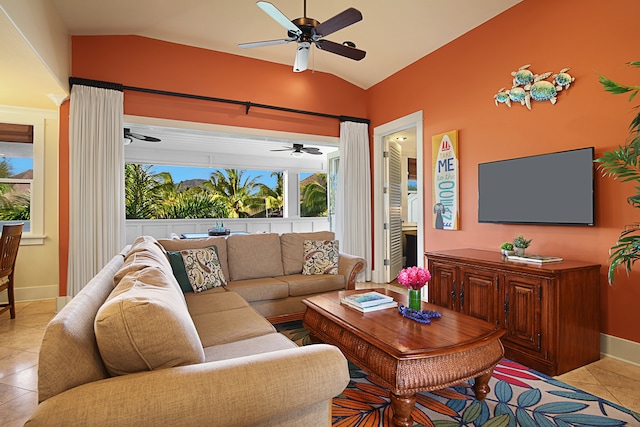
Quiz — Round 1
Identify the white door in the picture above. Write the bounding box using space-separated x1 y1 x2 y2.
384 139 403 282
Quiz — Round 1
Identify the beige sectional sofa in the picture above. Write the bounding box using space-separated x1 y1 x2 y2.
26 232 362 426
158 231 365 322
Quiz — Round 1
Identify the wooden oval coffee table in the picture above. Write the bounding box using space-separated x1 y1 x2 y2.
302 288 505 427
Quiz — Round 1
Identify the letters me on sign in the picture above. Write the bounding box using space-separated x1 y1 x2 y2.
432 130 459 230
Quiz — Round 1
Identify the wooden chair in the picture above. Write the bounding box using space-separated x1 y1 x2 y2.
0 223 23 319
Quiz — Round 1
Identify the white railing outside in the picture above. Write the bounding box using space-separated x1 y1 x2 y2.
125 217 330 244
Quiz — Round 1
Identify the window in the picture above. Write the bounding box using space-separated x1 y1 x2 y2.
125 163 284 219
300 172 328 217
0 140 33 231
0 109 49 245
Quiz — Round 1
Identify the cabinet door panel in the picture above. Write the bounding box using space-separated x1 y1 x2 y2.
461 269 498 324
503 275 543 353
429 262 457 310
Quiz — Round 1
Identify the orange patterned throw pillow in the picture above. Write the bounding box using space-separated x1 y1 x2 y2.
180 247 227 292
302 240 339 275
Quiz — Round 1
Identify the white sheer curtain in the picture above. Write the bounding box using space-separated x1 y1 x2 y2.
336 121 372 281
68 85 125 297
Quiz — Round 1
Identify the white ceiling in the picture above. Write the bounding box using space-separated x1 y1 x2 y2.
0 0 522 111
51 0 520 89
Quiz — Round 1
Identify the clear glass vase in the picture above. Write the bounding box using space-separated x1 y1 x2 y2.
408 289 421 311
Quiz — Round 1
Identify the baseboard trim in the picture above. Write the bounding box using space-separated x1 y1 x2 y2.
600 333 640 367
14 285 58 303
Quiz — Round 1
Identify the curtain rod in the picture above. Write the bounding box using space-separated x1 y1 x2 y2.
69 77 370 125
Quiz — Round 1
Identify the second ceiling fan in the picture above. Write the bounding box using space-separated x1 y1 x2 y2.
238 0 366 72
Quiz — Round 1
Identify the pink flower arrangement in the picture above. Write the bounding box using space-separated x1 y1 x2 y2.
397 266 431 290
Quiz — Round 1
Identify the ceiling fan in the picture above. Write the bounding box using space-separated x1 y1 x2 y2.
123 128 161 145
238 0 366 72
271 143 322 156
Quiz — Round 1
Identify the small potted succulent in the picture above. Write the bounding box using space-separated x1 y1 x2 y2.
500 242 515 256
513 234 532 256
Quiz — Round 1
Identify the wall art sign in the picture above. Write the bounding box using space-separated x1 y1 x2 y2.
432 130 459 230
494 64 575 110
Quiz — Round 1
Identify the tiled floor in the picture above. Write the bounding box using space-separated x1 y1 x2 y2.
0 300 55 427
1 298 639 426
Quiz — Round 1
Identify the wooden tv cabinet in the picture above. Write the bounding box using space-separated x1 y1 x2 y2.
425 249 600 376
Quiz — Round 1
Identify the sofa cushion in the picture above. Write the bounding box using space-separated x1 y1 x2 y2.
203 333 297 362
302 240 339 275
180 247 227 292
95 266 205 376
158 236 230 280
114 236 172 286
184 290 246 317
224 277 289 302
226 233 284 280
276 274 346 297
191 306 277 347
280 231 335 275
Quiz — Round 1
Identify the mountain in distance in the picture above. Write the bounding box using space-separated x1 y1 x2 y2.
179 178 207 190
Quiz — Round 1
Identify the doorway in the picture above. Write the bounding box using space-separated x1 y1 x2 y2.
372 111 424 284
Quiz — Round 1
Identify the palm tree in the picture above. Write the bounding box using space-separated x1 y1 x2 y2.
258 171 284 218
300 173 328 217
125 163 164 219
204 169 264 218
0 193 30 220
156 189 228 219
0 159 30 221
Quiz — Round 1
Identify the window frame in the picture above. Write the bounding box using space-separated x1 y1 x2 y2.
0 106 50 245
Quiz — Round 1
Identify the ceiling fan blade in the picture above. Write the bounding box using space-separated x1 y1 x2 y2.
315 39 366 61
293 43 310 72
313 7 362 38
238 38 295 49
124 129 161 143
257 1 301 36
302 148 322 154
270 148 293 151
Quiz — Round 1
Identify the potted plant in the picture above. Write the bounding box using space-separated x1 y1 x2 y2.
500 242 514 256
596 62 640 283
512 234 532 256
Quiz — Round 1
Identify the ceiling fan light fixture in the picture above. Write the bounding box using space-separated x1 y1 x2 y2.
291 151 304 158
342 41 356 48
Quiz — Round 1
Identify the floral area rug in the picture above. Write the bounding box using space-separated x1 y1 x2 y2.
275 321 640 426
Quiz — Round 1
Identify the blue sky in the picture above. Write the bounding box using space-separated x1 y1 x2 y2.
152 164 279 188
5 158 32 174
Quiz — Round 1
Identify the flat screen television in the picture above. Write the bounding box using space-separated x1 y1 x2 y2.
478 147 595 226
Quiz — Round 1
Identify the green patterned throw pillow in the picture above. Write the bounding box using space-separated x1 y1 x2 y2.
302 240 339 275
166 250 194 293
180 247 227 293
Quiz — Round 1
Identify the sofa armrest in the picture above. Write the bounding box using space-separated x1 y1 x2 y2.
26 344 349 427
338 252 366 289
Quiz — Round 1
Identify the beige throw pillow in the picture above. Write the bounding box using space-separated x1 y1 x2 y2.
302 240 339 275
180 247 227 293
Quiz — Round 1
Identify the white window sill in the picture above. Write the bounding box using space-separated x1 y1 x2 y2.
21 234 46 246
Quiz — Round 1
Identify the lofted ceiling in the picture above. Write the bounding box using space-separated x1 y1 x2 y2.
1 0 521 111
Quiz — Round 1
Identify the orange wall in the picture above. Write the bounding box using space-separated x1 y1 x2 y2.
367 0 640 342
71 35 367 137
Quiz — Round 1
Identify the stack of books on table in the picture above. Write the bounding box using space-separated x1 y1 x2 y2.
340 291 398 312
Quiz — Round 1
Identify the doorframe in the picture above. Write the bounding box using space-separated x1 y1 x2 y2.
372 111 424 283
